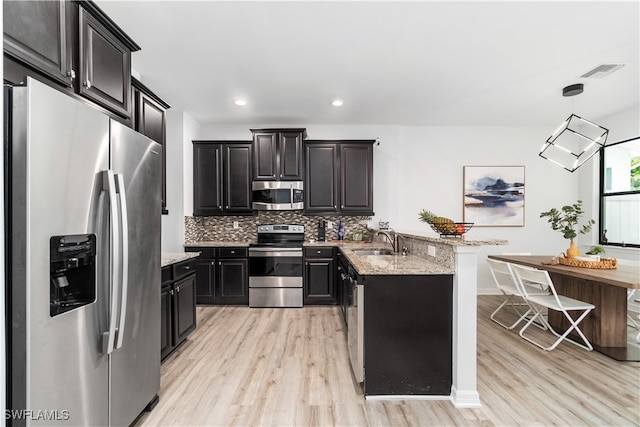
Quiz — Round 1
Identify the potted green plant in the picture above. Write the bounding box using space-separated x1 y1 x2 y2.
585 245 605 255
539 200 595 258
584 245 605 261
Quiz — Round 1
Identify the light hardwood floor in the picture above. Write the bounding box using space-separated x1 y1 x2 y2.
135 296 640 426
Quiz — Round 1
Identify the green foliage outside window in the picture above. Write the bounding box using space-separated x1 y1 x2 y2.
631 156 640 190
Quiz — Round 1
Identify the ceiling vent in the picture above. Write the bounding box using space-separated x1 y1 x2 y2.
580 64 625 79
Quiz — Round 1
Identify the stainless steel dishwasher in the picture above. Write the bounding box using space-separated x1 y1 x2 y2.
347 268 364 383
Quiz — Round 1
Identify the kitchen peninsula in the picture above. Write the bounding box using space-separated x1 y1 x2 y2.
336 234 506 405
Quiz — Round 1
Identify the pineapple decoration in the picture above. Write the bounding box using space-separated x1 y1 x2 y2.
419 209 462 235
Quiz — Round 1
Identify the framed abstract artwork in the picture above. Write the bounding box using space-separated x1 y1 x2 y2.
463 166 525 226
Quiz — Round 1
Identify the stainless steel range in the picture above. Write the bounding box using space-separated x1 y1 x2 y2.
249 224 305 307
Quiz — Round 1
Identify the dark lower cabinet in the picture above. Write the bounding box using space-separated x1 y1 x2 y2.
160 284 173 360
218 258 249 303
161 258 197 361
304 247 337 305
174 275 197 343
194 256 216 303
186 247 249 305
363 274 452 395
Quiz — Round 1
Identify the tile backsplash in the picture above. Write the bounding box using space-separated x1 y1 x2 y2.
185 213 372 244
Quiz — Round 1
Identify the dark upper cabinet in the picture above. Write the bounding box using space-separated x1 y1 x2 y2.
132 77 170 214
252 132 277 180
340 143 374 213
78 4 136 118
193 143 223 215
224 145 252 211
304 140 374 215
3 0 73 87
193 141 252 216
3 0 140 120
251 129 306 181
305 143 339 214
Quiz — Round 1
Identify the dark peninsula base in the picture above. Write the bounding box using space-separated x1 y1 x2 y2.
364 274 453 396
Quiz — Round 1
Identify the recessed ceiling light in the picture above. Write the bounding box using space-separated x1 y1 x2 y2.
331 99 344 107
234 99 247 106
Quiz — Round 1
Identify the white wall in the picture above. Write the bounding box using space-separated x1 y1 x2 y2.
161 110 200 253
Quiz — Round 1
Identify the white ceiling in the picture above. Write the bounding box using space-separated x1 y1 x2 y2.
96 1 640 127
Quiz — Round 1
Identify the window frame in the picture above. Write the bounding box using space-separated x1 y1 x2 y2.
599 135 640 248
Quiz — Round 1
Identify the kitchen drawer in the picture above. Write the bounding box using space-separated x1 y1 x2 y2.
304 247 334 258
218 247 248 258
173 259 196 281
186 247 216 259
161 266 172 286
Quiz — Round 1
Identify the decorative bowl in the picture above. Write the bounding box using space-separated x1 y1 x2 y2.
429 222 474 238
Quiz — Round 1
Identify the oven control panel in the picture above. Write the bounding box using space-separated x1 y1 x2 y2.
257 224 305 233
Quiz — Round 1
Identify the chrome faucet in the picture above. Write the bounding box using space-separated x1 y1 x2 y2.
375 229 399 253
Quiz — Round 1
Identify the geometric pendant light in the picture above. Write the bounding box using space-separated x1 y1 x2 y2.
539 84 609 172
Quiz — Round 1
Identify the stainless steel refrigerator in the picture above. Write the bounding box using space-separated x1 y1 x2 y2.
5 77 161 426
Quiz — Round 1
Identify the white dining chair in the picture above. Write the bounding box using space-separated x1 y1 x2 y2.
635 298 640 343
628 289 638 328
486 258 548 330
511 264 595 351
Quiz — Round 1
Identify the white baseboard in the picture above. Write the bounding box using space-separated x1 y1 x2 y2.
477 289 502 296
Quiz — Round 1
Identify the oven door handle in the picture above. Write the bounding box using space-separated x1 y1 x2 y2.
249 249 303 257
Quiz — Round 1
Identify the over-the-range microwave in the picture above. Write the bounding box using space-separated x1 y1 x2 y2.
252 181 304 211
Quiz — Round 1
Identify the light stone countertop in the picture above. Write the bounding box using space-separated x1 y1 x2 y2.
305 241 453 275
181 236 506 276
339 245 454 276
184 241 252 248
161 252 201 268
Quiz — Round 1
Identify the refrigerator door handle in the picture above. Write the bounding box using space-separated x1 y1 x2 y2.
103 170 120 355
115 173 129 349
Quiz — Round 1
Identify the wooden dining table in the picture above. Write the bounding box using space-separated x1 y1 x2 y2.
488 255 640 361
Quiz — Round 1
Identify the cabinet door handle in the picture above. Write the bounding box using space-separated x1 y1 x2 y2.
83 80 92 89
184 266 190 270
317 250 321 254
341 205 344 209
211 262 215 266
67 69 76 80
169 290 174 295
280 173 283 178
226 206 229 209
219 262 222 266
230 250 235 254
176 286 180 293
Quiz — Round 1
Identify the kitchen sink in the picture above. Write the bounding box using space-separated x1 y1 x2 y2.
351 249 394 256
